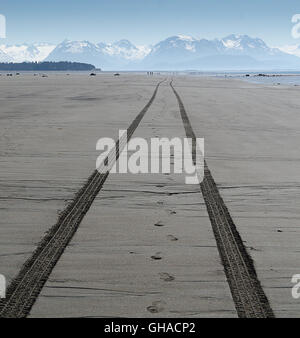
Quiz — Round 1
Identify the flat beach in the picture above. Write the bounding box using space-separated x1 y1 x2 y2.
1 73 300 317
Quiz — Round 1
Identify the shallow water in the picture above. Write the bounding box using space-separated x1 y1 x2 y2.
240 75 300 86
211 71 300 86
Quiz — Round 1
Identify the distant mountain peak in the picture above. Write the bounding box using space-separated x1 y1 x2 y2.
112 39 137 49
0 42 56 62
176 34 196 41
57 40 99 53
277 44 300 58
0 49 13 62
221 34 268 50
102 39 150 60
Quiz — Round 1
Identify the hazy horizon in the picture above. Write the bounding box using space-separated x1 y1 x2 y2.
0 0 300 48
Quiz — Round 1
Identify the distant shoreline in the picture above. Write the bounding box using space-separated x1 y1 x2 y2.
0 61 96 71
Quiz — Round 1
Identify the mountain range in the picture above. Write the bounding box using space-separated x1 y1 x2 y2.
1 35 300 70
0 43 56 63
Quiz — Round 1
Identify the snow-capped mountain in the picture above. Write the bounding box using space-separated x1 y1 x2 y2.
45 40 111 66
0 43 56 62
222 34 268 52
148 35 223 57
141 34 300 70
221 34 287 60
1 35 300 70
142 35 224 68
0 49 13 62
45 39 150 68
277 44 300 58
102 39 150 60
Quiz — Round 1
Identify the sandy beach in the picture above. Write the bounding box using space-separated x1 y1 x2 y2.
1 73 300 317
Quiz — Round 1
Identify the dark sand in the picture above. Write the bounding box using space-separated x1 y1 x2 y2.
1 74 299 317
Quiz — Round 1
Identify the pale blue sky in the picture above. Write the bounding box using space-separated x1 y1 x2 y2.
0 0 299 46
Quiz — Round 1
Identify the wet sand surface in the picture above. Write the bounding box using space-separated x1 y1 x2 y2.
29 81 236 318
1 74 299 317
0 74 162 283
172 76 300 317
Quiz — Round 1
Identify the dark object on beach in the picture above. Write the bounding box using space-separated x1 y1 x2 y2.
41 74 48 77
6 73 12 76
90 73 96 76
114 73 120 76
151 253 162 260
16 72 20 75
245 74 250 77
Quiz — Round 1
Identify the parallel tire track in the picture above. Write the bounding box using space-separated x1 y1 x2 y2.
0 80 164 318
170 81 274 318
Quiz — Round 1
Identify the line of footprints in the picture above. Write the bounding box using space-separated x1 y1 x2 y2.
146 123 178 314
147 188 178 314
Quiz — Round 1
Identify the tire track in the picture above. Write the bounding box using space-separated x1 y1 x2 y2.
170 81 274 318
0 80 164 318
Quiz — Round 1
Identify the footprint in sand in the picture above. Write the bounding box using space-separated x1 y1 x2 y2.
147 301 165 314
159 272 175 282
167 234 178 241
151 252 162 260
154 221 165 227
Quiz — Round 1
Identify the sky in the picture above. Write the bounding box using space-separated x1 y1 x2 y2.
0 0 300 47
